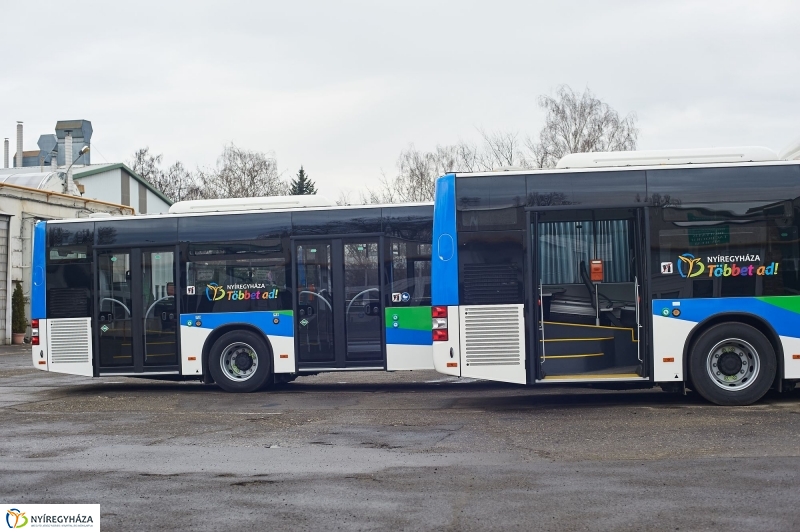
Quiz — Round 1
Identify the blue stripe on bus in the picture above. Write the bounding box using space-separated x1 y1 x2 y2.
385 327 432 346
180 311 294 337
652 297 800 339
31 220 47 319
432 173 459 306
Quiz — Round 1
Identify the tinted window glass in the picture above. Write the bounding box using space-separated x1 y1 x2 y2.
650 201 800 298
46 263 92 318
185 251 291 313
47 222 94 247
457 176 525 231
458 231 524 304
382 206 432 240
526 173 573 207
387 239 431 307
570 170 646 206
647 164 800 205
292 209 382 235
96 218 177 246
178 213 291 242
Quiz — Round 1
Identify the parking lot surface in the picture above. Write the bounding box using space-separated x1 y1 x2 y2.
1 346 799 531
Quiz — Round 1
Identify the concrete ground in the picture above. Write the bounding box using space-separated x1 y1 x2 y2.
1 344 799 531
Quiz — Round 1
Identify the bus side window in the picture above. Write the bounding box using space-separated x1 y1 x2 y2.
388 240 431 306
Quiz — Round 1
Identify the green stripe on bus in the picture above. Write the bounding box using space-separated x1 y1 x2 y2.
385 306 431 331
757 296 800 314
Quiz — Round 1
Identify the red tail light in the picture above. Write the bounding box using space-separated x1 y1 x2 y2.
31 319 39 328
31 319 39 344
433 329 449 342
32 336 39 345
432 306 448 318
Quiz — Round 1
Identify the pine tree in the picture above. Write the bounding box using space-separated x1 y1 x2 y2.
289 166 317 195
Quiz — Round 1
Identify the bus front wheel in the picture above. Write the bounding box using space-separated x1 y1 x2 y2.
208 330 273 393
689 323 776 406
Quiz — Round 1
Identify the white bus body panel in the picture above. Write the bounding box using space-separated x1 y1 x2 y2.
459 304 526 385
780 336 800 379
179 325 296 376
387 344 434 371
43 318 94 377
432 306 461 376
179 325 206 376
651 315 690 382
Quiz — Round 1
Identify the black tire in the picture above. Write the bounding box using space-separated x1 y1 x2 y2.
689 323 776 406
208 330 273 393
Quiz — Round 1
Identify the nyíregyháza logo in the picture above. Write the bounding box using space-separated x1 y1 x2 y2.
677 253 778 278
6 509 27 529
205 282 279 302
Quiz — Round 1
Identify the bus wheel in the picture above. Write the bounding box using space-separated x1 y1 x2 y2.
208 330 272 393
689 323 776 406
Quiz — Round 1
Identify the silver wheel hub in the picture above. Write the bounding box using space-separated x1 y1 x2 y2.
220 342 259 382
706 338 759 392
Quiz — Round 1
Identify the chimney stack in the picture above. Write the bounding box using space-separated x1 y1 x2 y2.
3 138 8 168
65 130 74 194
15 122 23 168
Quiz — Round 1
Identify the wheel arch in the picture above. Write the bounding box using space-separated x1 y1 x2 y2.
682 311 784 385
201 323 275 384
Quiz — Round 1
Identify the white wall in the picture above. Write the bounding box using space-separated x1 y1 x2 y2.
75 169 171 214
77 168 123 206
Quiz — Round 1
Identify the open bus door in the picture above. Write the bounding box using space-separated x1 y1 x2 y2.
533 208 648 383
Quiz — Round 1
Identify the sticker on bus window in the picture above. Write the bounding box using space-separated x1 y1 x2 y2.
392 293 401 303
661 262 673 274
186 286 195 295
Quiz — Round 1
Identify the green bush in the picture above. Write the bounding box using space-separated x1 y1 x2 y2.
12 282 26 334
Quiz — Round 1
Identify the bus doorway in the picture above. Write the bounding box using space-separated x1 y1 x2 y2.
294 238 385 370
533 208 647 382
95 247 179 375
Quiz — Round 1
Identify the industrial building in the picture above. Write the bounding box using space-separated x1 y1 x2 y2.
0 119 166 343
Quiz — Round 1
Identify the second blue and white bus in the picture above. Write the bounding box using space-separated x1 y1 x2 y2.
431 147 800 405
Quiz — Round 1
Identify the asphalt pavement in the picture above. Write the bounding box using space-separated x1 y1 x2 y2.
1 345 799 531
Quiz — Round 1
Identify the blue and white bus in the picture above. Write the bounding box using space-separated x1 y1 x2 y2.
431 147 800 405
31 197 433 392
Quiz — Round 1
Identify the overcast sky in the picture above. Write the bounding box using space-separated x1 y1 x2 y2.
2 0 798 200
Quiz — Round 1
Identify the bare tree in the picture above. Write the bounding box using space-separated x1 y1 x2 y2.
526 85 638 168
197 144 288 199
363 143 487 204
129 147 164 186
164 161 204 201
129 147 201 203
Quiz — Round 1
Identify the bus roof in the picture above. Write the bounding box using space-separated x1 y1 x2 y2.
556 146 779 169
45 200 433 225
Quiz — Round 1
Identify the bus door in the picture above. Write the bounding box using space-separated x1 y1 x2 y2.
294 238 385 369
95 247 179 374
534 208 646 382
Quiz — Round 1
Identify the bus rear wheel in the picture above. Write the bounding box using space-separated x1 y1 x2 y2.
208 330 273 393
689 323 776 406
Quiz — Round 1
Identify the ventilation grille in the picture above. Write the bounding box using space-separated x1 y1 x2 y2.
48 318 91 364
462 264 521 305
462 305 522 366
